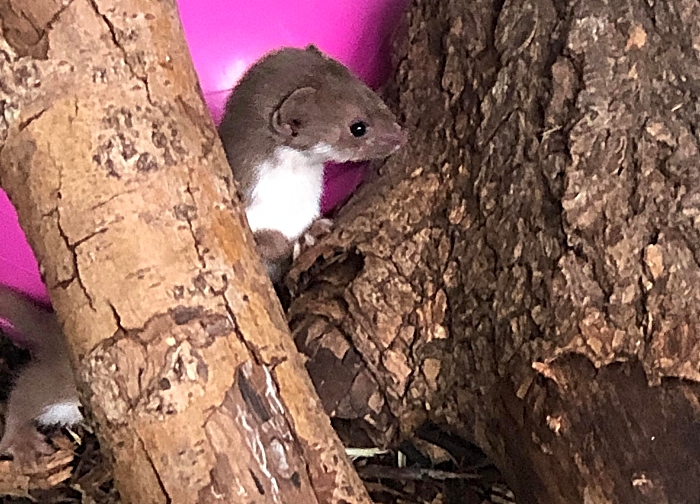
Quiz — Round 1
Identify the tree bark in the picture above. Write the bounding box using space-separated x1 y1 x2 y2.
0 0 371 503
287 0 700 503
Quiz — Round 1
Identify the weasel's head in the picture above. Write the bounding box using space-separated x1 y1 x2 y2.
269 46 407 163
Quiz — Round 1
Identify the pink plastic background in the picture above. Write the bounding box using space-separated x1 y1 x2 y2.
0 0 407 308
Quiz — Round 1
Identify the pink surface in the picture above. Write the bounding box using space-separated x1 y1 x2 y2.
0 0 407 306
0 191 49 304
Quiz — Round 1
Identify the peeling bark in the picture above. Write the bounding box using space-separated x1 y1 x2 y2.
287 0 700 502
0 0 370 503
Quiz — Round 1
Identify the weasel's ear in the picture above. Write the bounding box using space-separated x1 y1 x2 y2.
271 87 316 138
305 44 323 55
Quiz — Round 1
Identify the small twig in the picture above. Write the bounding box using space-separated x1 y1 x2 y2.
345 447 390 460
357 464 481 482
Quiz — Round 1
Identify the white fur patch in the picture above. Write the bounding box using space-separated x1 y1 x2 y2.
245 144 335 241
36 399 83 427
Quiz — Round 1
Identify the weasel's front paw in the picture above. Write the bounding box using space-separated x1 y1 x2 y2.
254 229 294 262
307 217 334 237
0 424 55 467
293 218 334 260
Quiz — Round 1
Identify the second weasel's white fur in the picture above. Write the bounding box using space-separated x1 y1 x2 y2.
36 399 83 426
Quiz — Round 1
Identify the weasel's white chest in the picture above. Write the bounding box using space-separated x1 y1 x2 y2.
245 147 326 241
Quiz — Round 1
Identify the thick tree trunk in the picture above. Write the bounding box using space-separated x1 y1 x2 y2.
287 0 700 503
0 0 370 503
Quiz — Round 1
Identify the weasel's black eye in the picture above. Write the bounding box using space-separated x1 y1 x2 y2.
350 121 367 138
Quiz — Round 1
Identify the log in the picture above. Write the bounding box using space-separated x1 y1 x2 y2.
287 0 700 502
0 0 370 502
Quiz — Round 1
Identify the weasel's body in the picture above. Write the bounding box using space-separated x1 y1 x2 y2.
218 45 406 280
0 286 81 463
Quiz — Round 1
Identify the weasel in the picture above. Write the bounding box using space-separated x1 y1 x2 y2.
217 45 406 281
0 286 81 465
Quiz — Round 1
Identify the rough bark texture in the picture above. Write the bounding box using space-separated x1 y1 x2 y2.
287 0 700 503
0 1 371 503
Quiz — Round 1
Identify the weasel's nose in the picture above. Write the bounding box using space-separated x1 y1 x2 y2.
378 124 408 151
395 124 408 146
